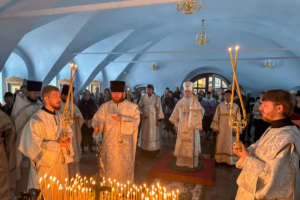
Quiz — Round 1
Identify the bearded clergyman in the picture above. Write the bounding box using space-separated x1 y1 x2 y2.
11 80 43 193
92 81 140 183
138 84 164 156
233 90 300 200
169 81 203 168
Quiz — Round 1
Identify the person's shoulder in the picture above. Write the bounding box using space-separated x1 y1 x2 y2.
99 101 111 109
124 100 138 108
0 109 11 122
14 93 27 104
29 109 45 122
218 101 225 106
278 125 300 140
269 126 300 147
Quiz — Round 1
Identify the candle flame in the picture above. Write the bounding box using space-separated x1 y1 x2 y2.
235 45 240 51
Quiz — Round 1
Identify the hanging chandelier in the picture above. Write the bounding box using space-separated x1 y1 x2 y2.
176 0 202 15
195 19 209 45
264 59 274 69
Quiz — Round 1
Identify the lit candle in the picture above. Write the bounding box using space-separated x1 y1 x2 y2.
70 188 73 200
59 184 63 200
81 188 85 200
43 174 48 199
47 184 50 200
111 187 114 200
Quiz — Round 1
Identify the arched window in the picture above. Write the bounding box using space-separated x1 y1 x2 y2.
6 76 24 93
90 80 101 94
191 73 229 94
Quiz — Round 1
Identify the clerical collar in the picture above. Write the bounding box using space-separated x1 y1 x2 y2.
270 118 294 128
42 106 56 115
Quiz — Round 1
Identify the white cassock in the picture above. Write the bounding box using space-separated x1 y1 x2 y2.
59 101 84 177
92 100 140 183
169 95 203 168
11 94 43 191
0 110 14 200
18 108 73 193
138 94 164 151
235 125 300 200
211 102 241 165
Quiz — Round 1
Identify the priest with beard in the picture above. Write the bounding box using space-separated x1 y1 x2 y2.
233 90 300 200
169 82 203 168
11 80 43 193
92 81 140 183
138 84 164 157
59 85 84 177
18 86 72 197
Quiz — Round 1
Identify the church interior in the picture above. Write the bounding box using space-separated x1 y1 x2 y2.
1 0 300 200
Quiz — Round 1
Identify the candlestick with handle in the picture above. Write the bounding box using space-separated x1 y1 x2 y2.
228 46 247 152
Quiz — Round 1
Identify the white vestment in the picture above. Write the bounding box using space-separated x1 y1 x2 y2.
18 108 72 192
235 125 300 200
59 101 83 177
0 110 13 200
169 95 203 168
11 94 43 192
211 102 241 165
138 94 164 151
92 100 140 183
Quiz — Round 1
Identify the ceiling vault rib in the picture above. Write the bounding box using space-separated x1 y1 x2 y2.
0 0 179 19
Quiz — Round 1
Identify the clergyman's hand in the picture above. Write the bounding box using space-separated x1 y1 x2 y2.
93 126 101 137
231 143 249 160
156 121 160 127
59 135 71 147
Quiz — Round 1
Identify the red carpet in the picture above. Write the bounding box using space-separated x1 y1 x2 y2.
148 154 214 186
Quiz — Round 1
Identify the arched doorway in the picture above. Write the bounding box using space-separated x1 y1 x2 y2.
191 73 229 95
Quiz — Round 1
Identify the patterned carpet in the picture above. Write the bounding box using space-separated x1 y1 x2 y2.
148 154 214 186
153 178 206 200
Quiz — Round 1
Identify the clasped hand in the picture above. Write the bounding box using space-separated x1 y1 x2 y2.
112 114 122 121
59 134 71 147
230 143 249 160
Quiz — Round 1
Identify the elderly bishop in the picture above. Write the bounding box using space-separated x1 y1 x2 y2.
169 82 203 168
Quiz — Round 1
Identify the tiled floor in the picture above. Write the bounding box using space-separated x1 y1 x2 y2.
79 131 240 200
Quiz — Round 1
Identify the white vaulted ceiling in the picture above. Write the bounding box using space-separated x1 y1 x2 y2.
1 0 300 95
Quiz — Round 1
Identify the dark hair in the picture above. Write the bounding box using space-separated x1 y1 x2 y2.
262 89 293 117
147 84 154 90
4 92 13 98
225 90 232 94
42 85 59 98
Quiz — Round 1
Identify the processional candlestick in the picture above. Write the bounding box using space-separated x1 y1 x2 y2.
228 46 247 151
60 62 77 163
